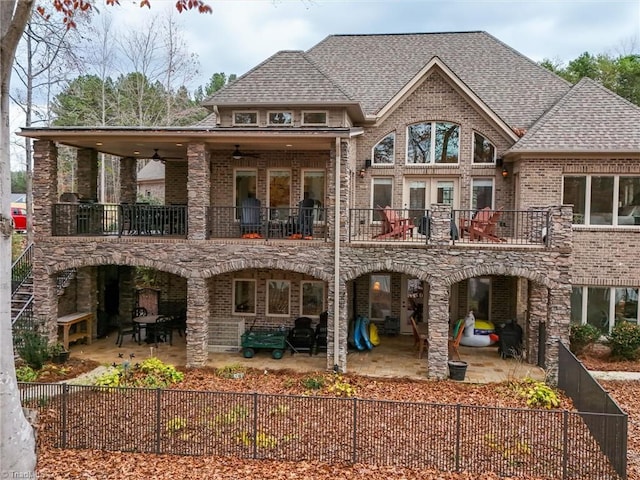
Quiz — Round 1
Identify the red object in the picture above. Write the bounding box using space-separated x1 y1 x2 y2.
11 205 27 232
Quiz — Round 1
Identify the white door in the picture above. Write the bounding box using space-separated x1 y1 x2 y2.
403 178 458 213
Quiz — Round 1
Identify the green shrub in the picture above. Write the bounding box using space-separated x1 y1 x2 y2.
93 357 183 388
16 365 39 382
569 323 601 355
513 378 560 409
16 331 50 370
607 321 640 361
301 374 325 390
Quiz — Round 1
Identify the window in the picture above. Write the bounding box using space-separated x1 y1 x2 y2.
267 280 290 316
302 111 327 125
268 170 291 220
407 121 459 164
302 170 325 222
370 275 391 320
235 169 257 220
233 280 256 315
372 133 395 165
468 277 491 320
372 177 393 209
404 178 457 220
563 175 640 226
301 281 324 317
471 178 494 210
268 112 292 125
473 132 496 164
571 286 640 332
233 111 258 125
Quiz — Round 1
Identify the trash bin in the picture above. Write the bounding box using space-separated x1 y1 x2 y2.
448 360 468 381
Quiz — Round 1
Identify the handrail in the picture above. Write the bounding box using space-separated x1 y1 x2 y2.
11 242 33 296
11 297 33 327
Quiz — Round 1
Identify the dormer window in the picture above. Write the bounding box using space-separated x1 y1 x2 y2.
268 112 293 125
473 132 496 164
406 121 459 164
233 111 258 126
372 132 395 165
302 111 327 126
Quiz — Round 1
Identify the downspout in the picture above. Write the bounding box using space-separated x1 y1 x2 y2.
333 137 341 371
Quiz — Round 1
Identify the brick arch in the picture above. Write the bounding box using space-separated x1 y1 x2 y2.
443 263 557 289
45 255 192 278
341 261 435 285
202 257 332 282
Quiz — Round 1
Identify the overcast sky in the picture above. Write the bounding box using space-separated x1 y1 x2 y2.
116 0 640 87
9 0 640 170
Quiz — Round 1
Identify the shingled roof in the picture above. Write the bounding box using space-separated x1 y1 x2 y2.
204 31 571 130
508 77 640 154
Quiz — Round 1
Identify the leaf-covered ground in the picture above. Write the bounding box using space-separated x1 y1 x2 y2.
34 350 640 480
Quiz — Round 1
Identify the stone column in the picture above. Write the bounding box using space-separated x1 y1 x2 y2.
545 285 572 385
427 282 450 379
187 143 210 240
527 281 548 368
326 278 348 372
429 204 452 246
76 148 98 201
32 140 58 238
76 267 97 339
32 259 58 343
186 277 209 367
549 205 573 251
120 157 137 204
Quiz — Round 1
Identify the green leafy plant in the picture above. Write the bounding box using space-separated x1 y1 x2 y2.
607 321 640 360
166 417 188 433
326 374 356 397
301 374 325 391
215 363 246 379
93 356 183 388
237 431 278 449
569 323 601 355
16 365 39 382
16 331 50 370
513 378 560 409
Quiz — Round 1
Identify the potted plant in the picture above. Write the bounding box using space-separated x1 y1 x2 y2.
49 342 70 364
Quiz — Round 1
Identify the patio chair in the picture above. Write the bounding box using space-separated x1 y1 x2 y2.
468 207 505 242
287 317 315 355
146 315 173 347
448 319 465 360
373 206 415 240
240 194 263 238
410 317 428 359
115 308 146 347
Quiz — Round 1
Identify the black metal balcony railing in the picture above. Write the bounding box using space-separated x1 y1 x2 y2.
208 206 328 241
349 208 551 246
52 203 187 237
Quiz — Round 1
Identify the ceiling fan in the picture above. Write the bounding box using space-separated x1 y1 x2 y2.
232 144 260 159
150 148 183 163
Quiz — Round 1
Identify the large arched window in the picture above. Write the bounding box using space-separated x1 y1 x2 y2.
407 121 459 164
473 132 496 164
372 132 395 165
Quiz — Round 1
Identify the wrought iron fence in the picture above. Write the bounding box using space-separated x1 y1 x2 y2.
208 206 328 241
52 203 187 237
558 342 627 479
21 382 623 479
452 209 550 245
11 242 33 294
348 208 431 243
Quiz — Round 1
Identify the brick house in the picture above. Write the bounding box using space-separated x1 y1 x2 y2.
19 32 640 381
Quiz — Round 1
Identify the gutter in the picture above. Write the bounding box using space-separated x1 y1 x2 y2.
333 137 341 372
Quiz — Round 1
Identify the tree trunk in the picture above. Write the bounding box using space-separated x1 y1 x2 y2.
1 0 37 476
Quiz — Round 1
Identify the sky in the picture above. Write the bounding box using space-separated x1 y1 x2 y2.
9 0 640 169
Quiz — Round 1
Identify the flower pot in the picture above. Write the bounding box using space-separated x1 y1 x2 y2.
51 351 70 364
448 360 467 381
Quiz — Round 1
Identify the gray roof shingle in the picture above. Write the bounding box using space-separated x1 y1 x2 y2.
509 77 640 153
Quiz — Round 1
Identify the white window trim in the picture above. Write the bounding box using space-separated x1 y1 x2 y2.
470 177 495 209
572 285 640 332
403 177 459 211
371 131 396 166
267 280 291 317
301 110 328 126
405 121 461 165
301 169 326 223
233 168 258 220
472 131 497 164
371 177 394 222
267 168 292 213
232 110 259 126
300 281 325 318
267 111 293 126
232 279 257 316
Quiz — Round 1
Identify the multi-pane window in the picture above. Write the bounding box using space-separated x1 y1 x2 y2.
372 132 395 165
233 279 256 315
473 132 496 163
301 281 325 317
563 175 640 226
406 121 459 164
268 170 291 220
372 178 393 209
268 112 293 125
471 178 494 210
370 275 391 320
235 169 257 220
233 111 258 125
267 280 290 316
302 170 325 221
301 111 327 125
404 178 457 220
571 286 639 332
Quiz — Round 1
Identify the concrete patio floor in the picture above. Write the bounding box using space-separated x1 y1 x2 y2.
68 330 545 384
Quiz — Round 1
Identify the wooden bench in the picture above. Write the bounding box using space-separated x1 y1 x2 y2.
57 312 93 350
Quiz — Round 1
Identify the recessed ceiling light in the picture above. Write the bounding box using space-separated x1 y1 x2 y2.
95 142 103 146
175 143 183 146
285 144 293 147
133 151 140 155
